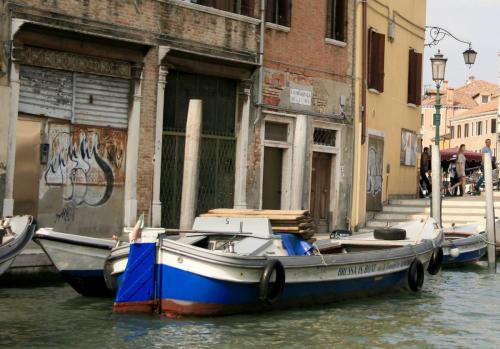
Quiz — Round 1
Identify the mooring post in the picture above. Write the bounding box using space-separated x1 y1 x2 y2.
431 146 441 226
179 99 202 232
484 152 496 273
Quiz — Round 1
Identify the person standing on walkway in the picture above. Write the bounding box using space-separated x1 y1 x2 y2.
420 147 432 196
448 144 466 196
448 155 459 196
475 138 492 193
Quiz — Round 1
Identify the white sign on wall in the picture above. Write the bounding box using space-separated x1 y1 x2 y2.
290 88 312 106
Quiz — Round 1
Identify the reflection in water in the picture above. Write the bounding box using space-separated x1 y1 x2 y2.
1 262 500 348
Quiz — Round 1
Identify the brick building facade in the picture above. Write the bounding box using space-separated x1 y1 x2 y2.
1 0 354 236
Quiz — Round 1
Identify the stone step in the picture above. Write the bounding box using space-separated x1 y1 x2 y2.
388 198 500 207
365 217 477 229
374 212 486 221
382 205 495 214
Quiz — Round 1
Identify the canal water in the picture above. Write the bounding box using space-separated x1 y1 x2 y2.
2 262 500 349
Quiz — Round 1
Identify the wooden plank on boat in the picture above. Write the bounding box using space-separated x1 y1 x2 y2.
200 213 307 221
207 209 309 216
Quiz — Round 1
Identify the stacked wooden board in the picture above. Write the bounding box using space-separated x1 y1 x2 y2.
201 209 316 240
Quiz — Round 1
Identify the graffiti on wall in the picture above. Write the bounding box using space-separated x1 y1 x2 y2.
45 123 126 207
366 146 383 197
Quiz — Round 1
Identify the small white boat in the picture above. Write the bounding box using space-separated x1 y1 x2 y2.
34 228 116 296
0 215 36 276
443 224 487 266
111 217 443 317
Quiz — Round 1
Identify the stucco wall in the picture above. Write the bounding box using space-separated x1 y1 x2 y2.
353 0 427 227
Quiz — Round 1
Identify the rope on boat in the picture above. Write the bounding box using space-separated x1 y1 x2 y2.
477 234 498 246
312 242 328 266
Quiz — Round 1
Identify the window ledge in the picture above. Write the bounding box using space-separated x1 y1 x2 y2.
164 0 261 25
407 103 417 109
325 38 347 47
266 22 291 32
368 88 381 95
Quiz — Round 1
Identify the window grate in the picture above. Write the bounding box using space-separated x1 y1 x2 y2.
313 128 337 147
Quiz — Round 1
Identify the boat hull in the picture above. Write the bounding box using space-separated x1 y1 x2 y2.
443 233 487 267
114 237 437 316
115 264 410 316
0 259 14 276
34 230 115 297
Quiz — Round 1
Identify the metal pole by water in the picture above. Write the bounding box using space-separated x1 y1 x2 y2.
431 146 441 226
484 152 496 272
431 83 442 226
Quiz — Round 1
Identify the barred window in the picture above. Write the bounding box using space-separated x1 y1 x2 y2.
313 128 337 147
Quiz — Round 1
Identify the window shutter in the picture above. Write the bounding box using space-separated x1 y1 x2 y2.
407 49 415 104
407 50 423 105
375 32 385 92
368 30 385 92
368 29 376 89
414 51 422 105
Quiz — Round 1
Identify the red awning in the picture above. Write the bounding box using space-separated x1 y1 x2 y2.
440 147 482 162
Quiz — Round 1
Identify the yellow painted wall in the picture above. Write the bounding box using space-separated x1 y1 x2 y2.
352 0 426 228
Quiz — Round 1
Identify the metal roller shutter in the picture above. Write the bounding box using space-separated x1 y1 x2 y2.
74 73 130 129
19 65 73 120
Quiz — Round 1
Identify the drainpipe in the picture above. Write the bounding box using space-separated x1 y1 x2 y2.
361 0 367 145
254 0 266 125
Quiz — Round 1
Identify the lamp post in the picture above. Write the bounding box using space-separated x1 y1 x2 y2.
429 47 477 226
425 26 478 227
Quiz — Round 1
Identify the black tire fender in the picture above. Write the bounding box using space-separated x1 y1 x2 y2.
259 259 286 304
374 228 406 240
408 259 425 292
427 247 443 275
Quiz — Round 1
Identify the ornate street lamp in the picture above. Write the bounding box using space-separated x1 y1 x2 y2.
430 50 447 146
463 46 477 68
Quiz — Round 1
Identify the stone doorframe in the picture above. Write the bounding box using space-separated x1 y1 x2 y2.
307 121 342 229
259 112 295 210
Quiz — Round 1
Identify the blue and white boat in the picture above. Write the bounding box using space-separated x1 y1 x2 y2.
112 217 443 316
442 224 487 266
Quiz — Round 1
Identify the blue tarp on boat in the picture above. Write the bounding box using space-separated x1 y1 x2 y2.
280 233 314 256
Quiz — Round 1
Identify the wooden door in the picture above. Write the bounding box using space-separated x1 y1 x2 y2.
262 147 283 209
310 152 332 233
366 135 384 211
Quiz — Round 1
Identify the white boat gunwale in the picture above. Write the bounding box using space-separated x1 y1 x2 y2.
158 233 440 269
34 229 116 250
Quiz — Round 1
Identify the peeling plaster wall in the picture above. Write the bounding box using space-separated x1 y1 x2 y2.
37 124 127 237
